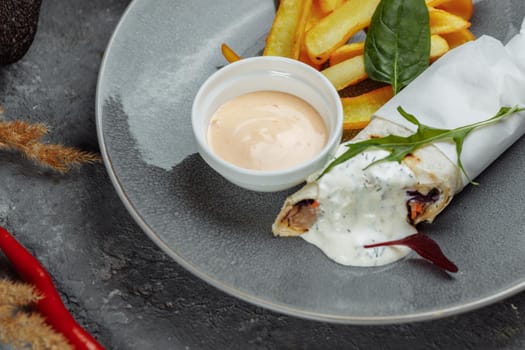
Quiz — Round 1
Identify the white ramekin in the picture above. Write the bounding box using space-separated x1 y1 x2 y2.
192 56 343 192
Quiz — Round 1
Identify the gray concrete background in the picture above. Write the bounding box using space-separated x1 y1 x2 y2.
1 0 525 349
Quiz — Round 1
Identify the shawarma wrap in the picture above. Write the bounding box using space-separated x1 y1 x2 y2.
272 117 462 238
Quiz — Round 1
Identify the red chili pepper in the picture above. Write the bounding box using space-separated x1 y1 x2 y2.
0 226 105 350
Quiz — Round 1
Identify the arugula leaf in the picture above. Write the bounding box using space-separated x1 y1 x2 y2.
364 0 430 94
320 106 525 182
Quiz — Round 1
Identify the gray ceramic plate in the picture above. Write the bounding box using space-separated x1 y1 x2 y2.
96 0 525 324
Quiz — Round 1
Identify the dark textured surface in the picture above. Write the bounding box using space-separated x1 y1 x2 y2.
1 0 525 349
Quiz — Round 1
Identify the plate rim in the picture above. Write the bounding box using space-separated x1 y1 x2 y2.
95 0 525 324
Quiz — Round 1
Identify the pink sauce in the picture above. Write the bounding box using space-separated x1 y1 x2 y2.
207 91 327 171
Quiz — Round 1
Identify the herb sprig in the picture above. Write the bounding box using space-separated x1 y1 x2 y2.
320 106 525 182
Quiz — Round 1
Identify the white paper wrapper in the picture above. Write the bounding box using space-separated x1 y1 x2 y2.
375 18 525 188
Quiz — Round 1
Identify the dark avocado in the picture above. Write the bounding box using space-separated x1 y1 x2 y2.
0 0 42 65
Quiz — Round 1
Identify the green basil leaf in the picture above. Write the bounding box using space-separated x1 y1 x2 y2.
364 0 430 94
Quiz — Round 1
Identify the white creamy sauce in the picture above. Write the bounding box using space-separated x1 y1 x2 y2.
302 149 417 266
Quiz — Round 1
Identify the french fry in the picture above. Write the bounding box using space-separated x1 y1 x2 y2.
329 35 450 68
221 43 241 63
319 0 338 14
440 29 475 49
426 0 447 6
429 7 471 35
428 0 473 20
306 0 326 31
430 34 449 61
305 0 380 64
321 55 367 91
341 85 393 130
329 42 365 66
299 45 322 70
263 0 312 59
319 0 346 14
299 0 325 69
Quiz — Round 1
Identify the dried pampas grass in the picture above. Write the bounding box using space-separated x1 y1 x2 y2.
0 119 101 173
0 279 73 350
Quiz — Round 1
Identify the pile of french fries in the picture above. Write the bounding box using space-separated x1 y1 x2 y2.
222 0 475 135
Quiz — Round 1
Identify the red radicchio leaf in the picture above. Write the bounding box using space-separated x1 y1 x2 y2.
363 233 458 273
